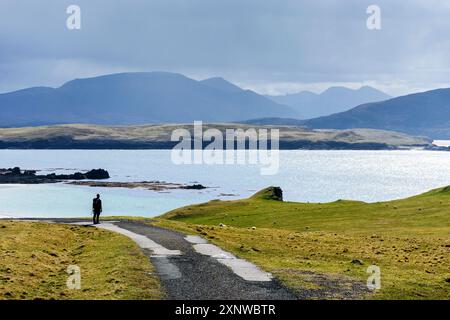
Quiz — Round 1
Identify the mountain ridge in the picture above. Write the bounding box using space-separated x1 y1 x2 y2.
0 72 297 127
267 86 391 119
303 87 450 139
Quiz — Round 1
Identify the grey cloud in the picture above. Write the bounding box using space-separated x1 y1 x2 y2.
0 0 449 96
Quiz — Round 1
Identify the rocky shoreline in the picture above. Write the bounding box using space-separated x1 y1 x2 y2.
0 167 110 184
0 167 207 191
67 181 207 191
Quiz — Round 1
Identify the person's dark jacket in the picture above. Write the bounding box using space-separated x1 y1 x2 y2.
93 198 102 214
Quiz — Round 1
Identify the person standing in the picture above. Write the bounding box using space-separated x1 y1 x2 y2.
92 194 102 224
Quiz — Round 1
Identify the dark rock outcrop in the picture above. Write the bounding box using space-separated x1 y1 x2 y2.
181 184 207 190
85 169 110 180
0 167 110 184
252 186 284 201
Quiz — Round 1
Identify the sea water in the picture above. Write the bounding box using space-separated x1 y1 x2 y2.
1 150 450 218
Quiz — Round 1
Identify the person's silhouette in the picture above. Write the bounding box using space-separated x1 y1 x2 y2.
92 194 102 224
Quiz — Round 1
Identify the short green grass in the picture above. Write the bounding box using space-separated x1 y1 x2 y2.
156 186 450 300
0 221 163 300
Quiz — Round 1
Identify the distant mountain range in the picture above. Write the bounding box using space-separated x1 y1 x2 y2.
266 86 391 119
303 88 450 139
246 88 450 139
0 72 297 127
2 71 450 140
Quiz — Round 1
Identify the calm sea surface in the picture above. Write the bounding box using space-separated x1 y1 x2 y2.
1 150 450 218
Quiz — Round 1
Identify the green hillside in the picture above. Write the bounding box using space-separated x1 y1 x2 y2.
157 186 450 299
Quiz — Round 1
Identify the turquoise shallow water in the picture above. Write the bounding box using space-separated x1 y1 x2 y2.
1 150 450 218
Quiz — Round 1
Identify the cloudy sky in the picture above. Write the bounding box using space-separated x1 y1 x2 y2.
1 0 450 96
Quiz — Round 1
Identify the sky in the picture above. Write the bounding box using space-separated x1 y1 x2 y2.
1 0 450 96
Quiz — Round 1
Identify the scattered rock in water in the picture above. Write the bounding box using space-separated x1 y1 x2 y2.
219 193 238 197
85 169 110 180
68 180 207 192
181 184 207 190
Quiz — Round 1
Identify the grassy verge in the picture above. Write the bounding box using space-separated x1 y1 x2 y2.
0 221 163 300
155 187 450 300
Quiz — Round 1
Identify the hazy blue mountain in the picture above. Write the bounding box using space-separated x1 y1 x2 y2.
239 117 305 126
200 77 243 93
267 86 391 119
0 72 297 127
304 88 450 139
